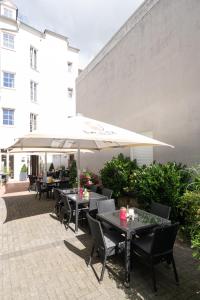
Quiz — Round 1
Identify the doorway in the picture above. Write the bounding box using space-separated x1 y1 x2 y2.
30 155 39 176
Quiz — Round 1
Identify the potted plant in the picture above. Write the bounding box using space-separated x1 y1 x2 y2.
20 164 28 181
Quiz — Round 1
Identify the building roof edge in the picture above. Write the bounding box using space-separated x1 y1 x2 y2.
77 0 160 83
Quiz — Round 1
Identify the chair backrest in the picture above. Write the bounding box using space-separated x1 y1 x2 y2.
28 175 36 185
36 180 42 192
89 196 107 211
97 198 116 214
101 188 113 199
60 193 71 214
54 188 61 202
151 201 171 219
151 223 179 255
87 213 105 250
59 180 69 189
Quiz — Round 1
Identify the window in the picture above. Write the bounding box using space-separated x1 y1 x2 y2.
3 7 13 18
30 113 37 132
68 88 73 98
67 62 72 72
30 46 37 70
3 32 14 49
3 108 14 125
30 81 37 102
3 72 15 88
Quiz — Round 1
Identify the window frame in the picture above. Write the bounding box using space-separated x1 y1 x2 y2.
3 7 13 19
2 108 14 126
3 71 15 88
3 32 15 50
30 46 38 70
67 87 73 98
67 62 73 72
30 113 37 132
30 80 38 103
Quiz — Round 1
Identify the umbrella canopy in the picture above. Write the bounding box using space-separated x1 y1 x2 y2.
8 114 173 189
9 115 173 150
9 148 93 154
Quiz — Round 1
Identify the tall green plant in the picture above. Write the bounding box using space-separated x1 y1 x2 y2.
69 160 77 188
100 154 138 198
49 162 55 172
178 191 200 266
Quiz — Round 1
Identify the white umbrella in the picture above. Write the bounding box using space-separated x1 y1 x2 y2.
9 148 93 154
9 147 93 180
8 114 174 189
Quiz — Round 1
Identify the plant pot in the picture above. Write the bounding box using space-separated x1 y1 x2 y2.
20 172 27 181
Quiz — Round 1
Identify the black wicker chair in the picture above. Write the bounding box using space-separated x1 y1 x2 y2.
97 198 116 231
53 188 64 218
87 213 124 282
35 181 51 200
132 222 179 292
28 175 37 191
101 188 113 199
60 193 88 229
97 198 116 214
60 193 72 229
88 196 107 219
150 201 171 219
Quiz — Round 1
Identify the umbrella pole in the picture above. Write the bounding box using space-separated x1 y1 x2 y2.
43 152 47 182
77 141 81 192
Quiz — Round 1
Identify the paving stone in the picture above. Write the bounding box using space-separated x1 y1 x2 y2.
0 191 199 299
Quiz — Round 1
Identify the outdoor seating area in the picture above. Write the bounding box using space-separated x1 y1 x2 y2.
0 189 199 299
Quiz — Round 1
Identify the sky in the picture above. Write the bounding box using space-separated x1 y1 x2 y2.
13 0 144 68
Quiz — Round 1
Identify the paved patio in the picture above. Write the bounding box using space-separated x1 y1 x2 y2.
0 191 199 300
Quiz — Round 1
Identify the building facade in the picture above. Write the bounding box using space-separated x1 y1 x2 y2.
0 0 79 179
76 0 200 172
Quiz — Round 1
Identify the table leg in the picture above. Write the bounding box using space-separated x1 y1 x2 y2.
75 201 78 233
124 233 131 287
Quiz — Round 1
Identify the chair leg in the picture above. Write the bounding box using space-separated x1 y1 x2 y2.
172 256 179 284
62 210 71 229
100 255 107 282
151 262 157 292
88 244 95 267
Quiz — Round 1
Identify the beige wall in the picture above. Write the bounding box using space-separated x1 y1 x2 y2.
76 0 200 172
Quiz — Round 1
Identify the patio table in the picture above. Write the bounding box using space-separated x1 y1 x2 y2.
97 208 171 287
60 191 106 232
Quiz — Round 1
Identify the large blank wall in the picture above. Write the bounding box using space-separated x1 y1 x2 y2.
77 0 200 172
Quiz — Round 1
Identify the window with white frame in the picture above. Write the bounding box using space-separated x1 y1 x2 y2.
67 62 72 72
3 108 14 125
3 72 15 88
30 46 37 70
3 7 13 19
30 113 37 132
68 88 73 98
30 81 37 102
3 32 15 49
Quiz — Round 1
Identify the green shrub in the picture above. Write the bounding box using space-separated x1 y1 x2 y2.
128 162 189 219
191 230 200 263
186 165 200 192
178 191 200 265
100 153 138 198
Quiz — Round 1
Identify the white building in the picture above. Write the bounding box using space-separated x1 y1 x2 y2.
0 0 80 180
